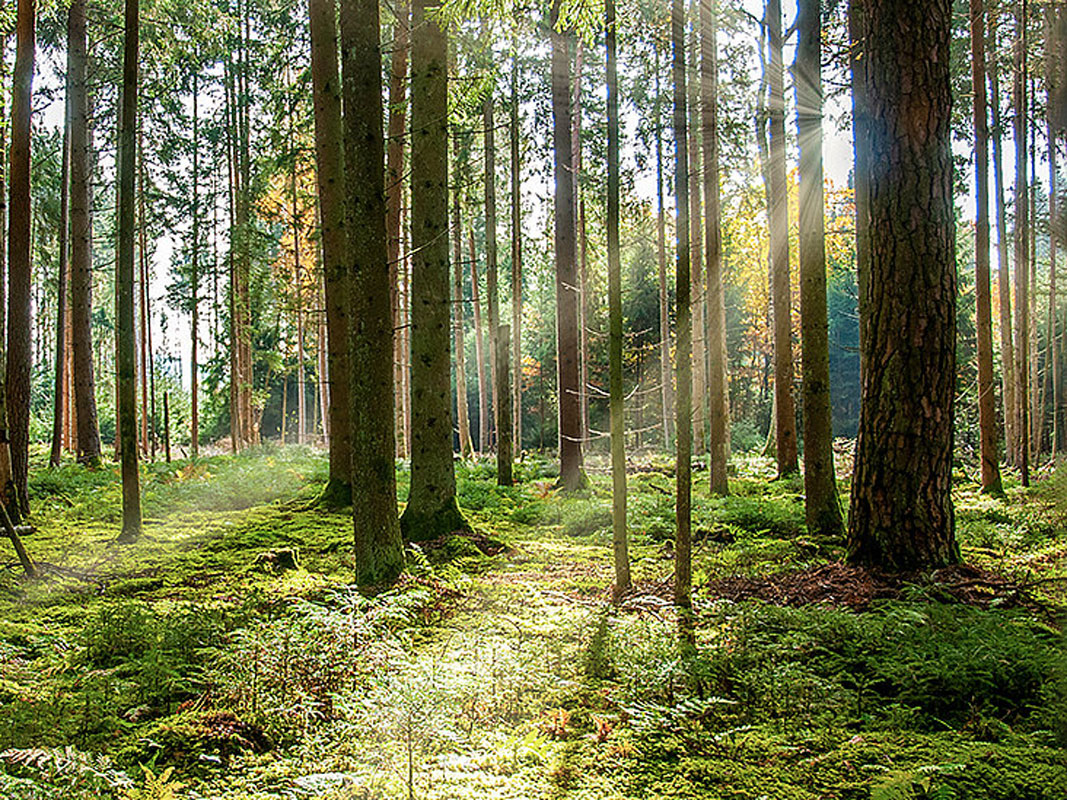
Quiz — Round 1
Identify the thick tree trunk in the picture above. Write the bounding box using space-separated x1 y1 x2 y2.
607 0 630 598
847 0 959 570
701 0 729 495
50 103 70 468
849 1 871 385
340 0 404 583
116 0 143 542
400 0 467 541
672 0 693 641
68 0 101 466
1013 0 1030 485
971 0 1004 493
989 12 1015 467
767 0 798 476
551 0 586 490
795 0 843 533
7 0 35 515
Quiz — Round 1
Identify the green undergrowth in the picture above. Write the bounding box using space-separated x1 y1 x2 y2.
0 448 1063 799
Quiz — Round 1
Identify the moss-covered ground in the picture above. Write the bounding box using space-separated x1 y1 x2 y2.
0 444 1063 799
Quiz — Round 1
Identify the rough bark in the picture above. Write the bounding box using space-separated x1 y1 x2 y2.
701 0 729 495
688 12 706 458
971 0 1004 493
846 0 959 571
767 0 798 476
607 0 631 598
1048 4 1060 456
387 0 409 460
849 1 871 385
1013 0 1030 485
400 0 467 541
68 0 101 466
510 39 523 456
550 0 587 491
340 0 404 583
116 0 143 542
795 0 843 534
7 0 34 515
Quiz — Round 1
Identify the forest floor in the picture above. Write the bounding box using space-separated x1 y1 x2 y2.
0 444 1064 799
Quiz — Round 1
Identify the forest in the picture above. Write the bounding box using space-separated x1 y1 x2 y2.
0 0 1065 797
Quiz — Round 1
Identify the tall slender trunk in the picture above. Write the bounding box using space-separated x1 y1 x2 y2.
990 11 1015 466
701 0 729 494
387 0 410 460
451 135 473 458
849 0 871 384
796 0 844 531
469 231 488 452
510 37 523 456
655 49 672 447
551 0 586 490
688 10 706 458
1029 109 1039 458
767 0 798 476
191 68 200 457
672 0 693 642
116 0 142 541
971 0 1004 493
1048 4 1060 456
50 100 71 468
138 132 150 457
1013 0 1030 485
68 0 101 466
606 0 630 597
340 0 404 583
400 0 467 540
573 40 587 449
310 0 351 500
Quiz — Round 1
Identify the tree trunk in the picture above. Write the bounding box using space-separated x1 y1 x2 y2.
655 48 672 448
701 0 729 495
1013 0 1030 485
607 0 630 598
688 11 706 458
550 0 586 490
138 134 149 457
340 0 404 583
849 0 871 385
672 0 693 642
847 0 959 570
50 99 71 468
573 41 587 450
451 135 473 458
496 325 513 485
7 0 35 516
510 37 523 456
68 0 101 467
116 0 142 542
989 10 1015 467
190 68 200 458
970 0 1004 493
794 0 843 534
1048 4 1060 457
485 88 510 477
400 0 467 541
387 0 409 461
469 231 488 453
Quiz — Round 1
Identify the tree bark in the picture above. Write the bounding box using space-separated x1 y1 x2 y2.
451 134 473 458
387 0 409 461
655 48 672 448
50 96 71 468
485 85 511 480
970 0 1004 493
510 37 523 456
607 0 630 598
116 0 143 542
550 0 586 490
68 0 101 466
340 0 404 583
1048 4 1060 456
496 325 513 485
1013 0 1030 484
767 0 798 476
795 0 844 533
847 0 959 570
701 0 729 495
469 231 488 452
7 0 35 515
400 0 467 541
688 11 706 458
191 68 200 459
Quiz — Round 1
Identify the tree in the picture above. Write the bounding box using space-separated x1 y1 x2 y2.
550 0 586 491
847 0 959 570
451 135 473 458
68 0 102 467
310 0 351 505
766 0 797 477
400 0 468 541
340 0 404 583
794 0 842 534
970 0 1003 494
509 30 523 456
7 0 35 516
190 68 201 460
1012 0 1030 485
701 0 728 496
673 0 693 638
50 101 71 469
117 0 143 542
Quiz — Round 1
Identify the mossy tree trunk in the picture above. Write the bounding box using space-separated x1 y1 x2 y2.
310 0 351 505
400 0 467 542
340 0 404 583
846 0 959 571
795 0 843 534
